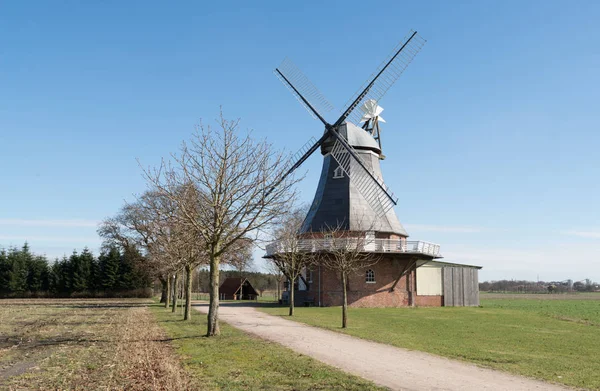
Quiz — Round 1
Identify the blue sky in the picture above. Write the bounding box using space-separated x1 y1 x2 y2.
1 0 599 282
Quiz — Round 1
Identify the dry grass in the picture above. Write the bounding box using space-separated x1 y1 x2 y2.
0 299 195 390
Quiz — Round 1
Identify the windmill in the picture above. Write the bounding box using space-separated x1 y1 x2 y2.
274 30 426 234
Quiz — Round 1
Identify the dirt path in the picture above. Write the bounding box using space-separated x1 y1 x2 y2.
194 303 571 391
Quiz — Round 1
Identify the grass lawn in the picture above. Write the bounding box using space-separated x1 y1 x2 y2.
256 295 279 303
260 297 600 390
151 303 385 390
482 296 600 326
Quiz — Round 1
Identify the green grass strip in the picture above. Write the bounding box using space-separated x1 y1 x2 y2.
260 299 600 390
150 304 385 391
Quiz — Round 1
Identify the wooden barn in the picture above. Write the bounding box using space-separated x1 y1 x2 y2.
219 278 259 300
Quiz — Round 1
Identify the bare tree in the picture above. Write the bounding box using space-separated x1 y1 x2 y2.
265 259 285 301
142 111 299 336
320 223 380 328
99 188 204 320
133 191 187 313
133 191 183 312
226 239 254 278
136 187 207 320
98 199 176 306
267 207 313 316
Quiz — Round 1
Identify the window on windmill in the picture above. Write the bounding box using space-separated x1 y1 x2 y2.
333 166 344 179
366 269 376 283
323 233 333 249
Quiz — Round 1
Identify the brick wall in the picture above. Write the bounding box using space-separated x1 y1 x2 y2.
305 256 443 308
415 295 443 307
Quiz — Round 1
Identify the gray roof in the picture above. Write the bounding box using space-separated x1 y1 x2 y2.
340 122 381 153
320 122 381 155
418 260 483 269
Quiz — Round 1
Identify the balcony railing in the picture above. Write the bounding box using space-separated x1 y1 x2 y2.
265 238 441 257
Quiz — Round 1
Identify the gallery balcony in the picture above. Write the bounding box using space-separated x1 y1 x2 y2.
265 238 441 258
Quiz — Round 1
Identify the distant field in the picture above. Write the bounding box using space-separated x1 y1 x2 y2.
481 292 600 300
260 296 600 390
482 294 600 326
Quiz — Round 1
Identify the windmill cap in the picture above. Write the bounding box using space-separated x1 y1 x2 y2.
320 122 381 155
340 122 381 153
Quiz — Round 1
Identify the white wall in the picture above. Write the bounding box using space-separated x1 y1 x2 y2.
417 264 443 296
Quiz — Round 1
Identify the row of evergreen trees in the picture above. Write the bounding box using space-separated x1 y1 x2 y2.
0 243 152 297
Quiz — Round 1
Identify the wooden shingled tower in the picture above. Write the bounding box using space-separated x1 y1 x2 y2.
300 120 407 237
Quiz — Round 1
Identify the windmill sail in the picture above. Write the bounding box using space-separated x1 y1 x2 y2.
275 58 333 124
337 30 426 126
360 99 386 124
266 135 321 197
277 135 318 179
273 30 425 218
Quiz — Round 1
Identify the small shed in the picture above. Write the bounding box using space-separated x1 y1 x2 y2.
219 278 259 300
416 260 482 307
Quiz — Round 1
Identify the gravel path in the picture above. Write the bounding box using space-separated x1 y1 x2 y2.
194 302 571 391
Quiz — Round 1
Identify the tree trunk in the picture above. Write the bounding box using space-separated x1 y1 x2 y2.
207 253 220 336
171 272 178 313
184 264 193 321
288 277 295 316
159 277 168 303
342 271 348 328
407 265 414 307
277 278 281 301
164 275 171 308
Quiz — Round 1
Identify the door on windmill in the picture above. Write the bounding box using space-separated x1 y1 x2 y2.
285 278 300 292
298 273 307 290
364 231 376 251
324 233 333 249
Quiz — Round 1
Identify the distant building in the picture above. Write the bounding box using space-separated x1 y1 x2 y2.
219 278 259 300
